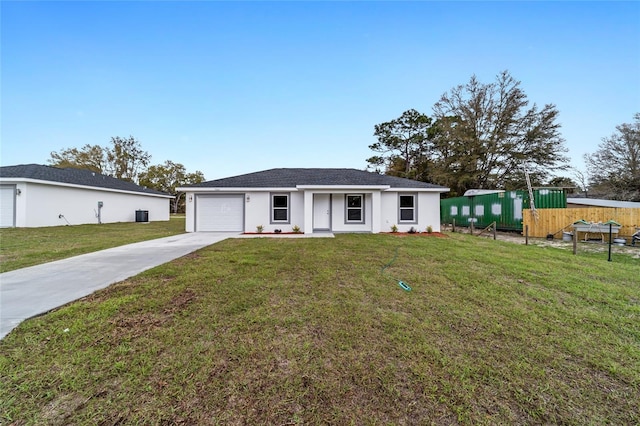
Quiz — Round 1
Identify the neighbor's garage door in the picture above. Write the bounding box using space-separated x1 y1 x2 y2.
0 185 16 228
196 194 244 232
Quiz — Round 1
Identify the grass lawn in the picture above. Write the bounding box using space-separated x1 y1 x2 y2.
1 233 638 424
0 216 186 273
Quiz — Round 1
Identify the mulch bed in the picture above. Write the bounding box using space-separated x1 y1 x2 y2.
383 232 448 238
243 232 301 235
242 232 449 238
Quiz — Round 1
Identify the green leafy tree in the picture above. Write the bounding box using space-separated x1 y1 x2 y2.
49 136 151 183
138 161 205 213
367 109 434 179
584 113 640 201
48 144 107 174
426 115 484 195
432 71 568 195
547 176 578 189
104 136 151 183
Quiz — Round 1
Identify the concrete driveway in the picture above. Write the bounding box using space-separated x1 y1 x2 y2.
0 232 234 340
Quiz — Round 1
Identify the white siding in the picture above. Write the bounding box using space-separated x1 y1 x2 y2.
330 193 373 233
185 192 195 232
243 191 305 233
9 182 169 228
290 192 305 232
380 191 442 233
380 192 398 232
184 188 444 234
245 192 269 232
417 192 442 232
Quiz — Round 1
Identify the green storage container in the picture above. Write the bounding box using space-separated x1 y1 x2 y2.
441 188 567 232
441 196 473 227
530 188 567 209
477 191 525 231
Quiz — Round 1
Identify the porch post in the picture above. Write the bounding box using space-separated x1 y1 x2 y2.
303 190 314 234
371 191 382 233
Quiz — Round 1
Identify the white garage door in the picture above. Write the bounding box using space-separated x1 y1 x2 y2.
196 194 244 232
0 185 16 228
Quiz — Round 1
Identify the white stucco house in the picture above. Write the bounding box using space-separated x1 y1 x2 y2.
0 164 173 228
177 168 449 234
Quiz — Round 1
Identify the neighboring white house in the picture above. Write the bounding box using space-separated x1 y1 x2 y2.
177 168 449 234
0 164 173 228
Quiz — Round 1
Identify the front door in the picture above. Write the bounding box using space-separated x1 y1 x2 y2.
313 194 331 231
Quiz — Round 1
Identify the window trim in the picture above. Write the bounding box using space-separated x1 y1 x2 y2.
398 193 417 224
270 193 290 224
345 194 365 224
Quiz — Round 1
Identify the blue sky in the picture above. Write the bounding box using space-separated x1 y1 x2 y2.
2 1 639 181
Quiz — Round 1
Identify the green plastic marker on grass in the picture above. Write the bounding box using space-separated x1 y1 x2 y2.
381 247 412 292
398 280 412 292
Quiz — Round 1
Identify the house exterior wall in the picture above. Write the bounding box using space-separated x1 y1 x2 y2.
329 193 373 233
187 191 307 233
245 192 267 232
15 182 169 228
290 192 305 231
418 192 443 232
244 191 305 233
185 192 195 232
380 192 398 232
183 188 443 234
379 191 442 233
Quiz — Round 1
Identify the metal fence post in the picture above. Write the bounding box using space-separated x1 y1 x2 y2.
608 223 613 262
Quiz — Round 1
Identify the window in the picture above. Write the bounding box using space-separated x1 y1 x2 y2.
271 194 289 223
345 194 364 223
399 194 416 223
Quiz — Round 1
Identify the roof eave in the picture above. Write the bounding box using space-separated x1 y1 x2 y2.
177 185 450 193
1 177 174 198
385 187 450 193
177 187 299 192
296 185 390 190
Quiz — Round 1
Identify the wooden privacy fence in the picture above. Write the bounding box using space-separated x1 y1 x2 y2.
523 208 640 238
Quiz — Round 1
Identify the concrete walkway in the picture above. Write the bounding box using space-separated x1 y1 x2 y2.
0 233 235 340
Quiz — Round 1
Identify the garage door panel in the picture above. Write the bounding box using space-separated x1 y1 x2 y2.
196 195 244 232
0 185 16 228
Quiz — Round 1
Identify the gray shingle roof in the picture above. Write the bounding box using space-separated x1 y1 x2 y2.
0 164 171 197
187 168 448 190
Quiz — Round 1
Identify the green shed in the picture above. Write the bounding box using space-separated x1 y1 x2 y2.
441 188 567 232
